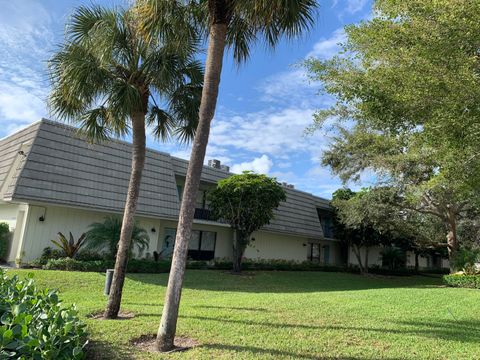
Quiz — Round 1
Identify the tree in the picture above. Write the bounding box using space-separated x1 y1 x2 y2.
208 172 286 273
84 216 150 259
332 188 391 273
138 0 319 351
304 0 480 272
48 5 203 319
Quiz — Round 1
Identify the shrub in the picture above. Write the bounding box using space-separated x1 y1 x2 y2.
32 247 65 267
451 248 480 273
0 223 10 262
51 232 87 258
75 250 107 262
84 216 149 259
44 258 171 273
0 270 86 358
443 274 480 289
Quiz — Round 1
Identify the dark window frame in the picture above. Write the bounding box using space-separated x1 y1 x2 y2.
308 243 321 262
188 230 217 261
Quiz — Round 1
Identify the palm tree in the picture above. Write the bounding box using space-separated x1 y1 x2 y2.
48 5 203 319
84 216 150 259
138 0 319 351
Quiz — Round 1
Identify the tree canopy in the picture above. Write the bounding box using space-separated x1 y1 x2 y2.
305 0 480 269
208 172 286 272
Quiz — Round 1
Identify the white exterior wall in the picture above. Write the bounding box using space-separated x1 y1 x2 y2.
244 231 341 265
20 204 162 263
0 202 21 229
0 202 30 262
348 246 384 267
13 203 342 265
157 219 232 259
349 245 450 269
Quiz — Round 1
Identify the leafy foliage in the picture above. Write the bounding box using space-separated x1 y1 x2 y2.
451 248 480 274
209 172 286 272
84 216 149 259
0 223 9 262
51 232 87 258
304 0 480 269
137 0 319 64
443 274 480 289
0 270 86 359
48 5 203 144
43 258 171 274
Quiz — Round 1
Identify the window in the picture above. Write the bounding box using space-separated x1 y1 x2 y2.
162 228 217 260
316 209 334 238
188 230 216 260
323 245 330 264
308 243 320 262
177 185 183 201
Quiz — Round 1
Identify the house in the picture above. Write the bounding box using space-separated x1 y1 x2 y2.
0 119 449 270
0 119 341 265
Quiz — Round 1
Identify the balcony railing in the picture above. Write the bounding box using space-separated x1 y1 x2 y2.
194 208 212 221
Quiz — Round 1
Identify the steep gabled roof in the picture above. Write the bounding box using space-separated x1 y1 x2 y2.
0 119 332 239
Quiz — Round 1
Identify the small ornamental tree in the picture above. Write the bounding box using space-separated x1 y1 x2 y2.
208 172 286 273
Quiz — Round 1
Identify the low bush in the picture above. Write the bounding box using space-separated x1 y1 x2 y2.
443 274 480 289
43 258 171 273
0 223 10 262
0 270 86 359
206 258 348 272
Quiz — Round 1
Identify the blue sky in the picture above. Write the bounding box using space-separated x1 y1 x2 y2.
0 0 373 198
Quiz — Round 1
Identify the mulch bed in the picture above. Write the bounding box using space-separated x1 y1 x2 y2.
132 334 199 354
87 310 135 320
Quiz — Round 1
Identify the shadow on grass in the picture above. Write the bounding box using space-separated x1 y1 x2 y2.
85 340 134 360
173 315 480 344
127 270 443 294
192 305 269 312
202 343 380 360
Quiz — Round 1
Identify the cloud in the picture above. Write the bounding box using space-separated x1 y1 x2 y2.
346 0 369 14
0 0 53 137
307 28 346 59
210 107 326 157
231 155 273 175
331 0 369 16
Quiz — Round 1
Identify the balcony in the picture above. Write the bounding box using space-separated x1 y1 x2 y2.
194 208 213 221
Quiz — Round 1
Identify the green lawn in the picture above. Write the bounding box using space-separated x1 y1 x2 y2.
9 269 480 359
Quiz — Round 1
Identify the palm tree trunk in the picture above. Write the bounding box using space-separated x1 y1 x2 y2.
104 113 146 319
156 22 227 351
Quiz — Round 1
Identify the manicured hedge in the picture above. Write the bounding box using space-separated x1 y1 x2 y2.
44 258 171 273
0 223 10 262
0 270 86 359
443 274 480 289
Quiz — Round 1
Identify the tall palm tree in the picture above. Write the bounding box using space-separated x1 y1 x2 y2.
138 0 319 351
48 5 203 319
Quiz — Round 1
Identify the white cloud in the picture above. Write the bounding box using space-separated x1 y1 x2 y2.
307 28 346 59
231 155 273 175
211 107 327 157
346 0 369 14
0 0 53 137
331 0 369 16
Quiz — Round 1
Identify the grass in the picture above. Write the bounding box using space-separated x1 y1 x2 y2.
8 269 480 359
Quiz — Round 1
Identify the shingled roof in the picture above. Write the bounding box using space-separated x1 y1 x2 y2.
0 119 331 239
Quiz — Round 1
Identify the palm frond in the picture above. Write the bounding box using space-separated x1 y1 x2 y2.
84 216 150 259
147 106 176 141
